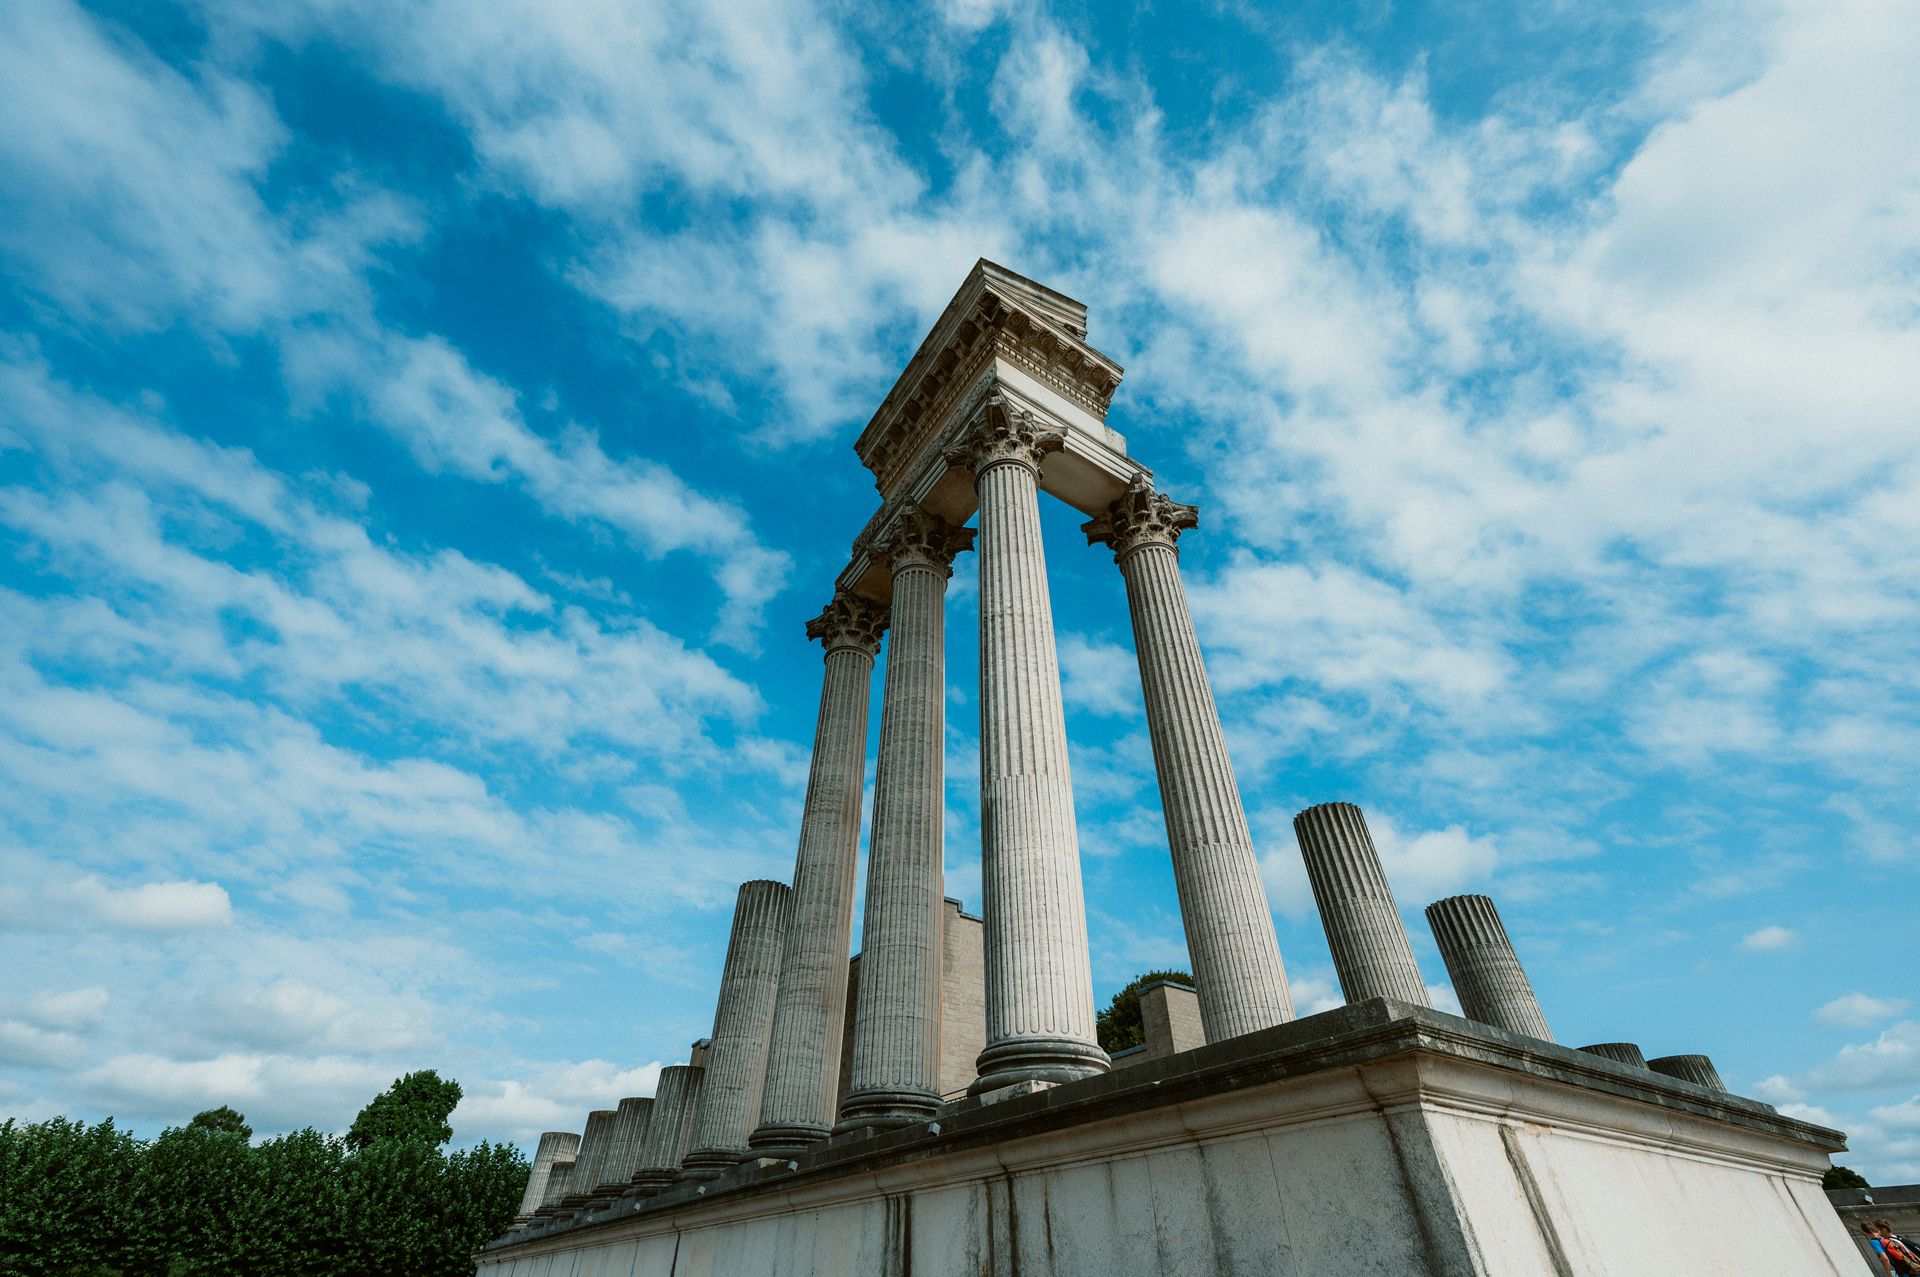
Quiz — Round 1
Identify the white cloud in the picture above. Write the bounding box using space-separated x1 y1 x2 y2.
452 1060 665 1145
1808 1022 1920 1092
1259 808 1497 921
1751 1074 1804 1104
1738 925 1798 952
0 877 230 933
1058 634 1141 719
1816 993 1914 1029
13 987 108 1031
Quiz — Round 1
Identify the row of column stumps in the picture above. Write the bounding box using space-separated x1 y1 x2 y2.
511 1130 577 1225
629 1063 704 1196
750 594 886 1156
681 880 791 1179
590 1097 651 1197
552 1108 616 1213
838 508 974 1130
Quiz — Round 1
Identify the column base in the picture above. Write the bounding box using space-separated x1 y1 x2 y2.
679 1146 748 1181
968 1035 1110 1097
625 1168 676 1198
831 1086 942 1135
747 1120 831 1159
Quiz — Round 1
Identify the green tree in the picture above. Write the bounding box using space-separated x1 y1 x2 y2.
1824 1164 1870 1190
346 1071 463 1150
186 1106 252 1141
0 1116 148 1276
1095 969 1195 1054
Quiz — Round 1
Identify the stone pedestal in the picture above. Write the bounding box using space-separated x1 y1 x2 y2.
1649 1053 1727 1092
1085 480 1294 1042
752 594 886 1157
1292 802 1429 1007
839 508 974 1133
514 1131 579 1225
630 1065 704 1197
683 881 792 1179
591 1098 652 1198
950 401 1108 1096
1425 894 1553 1041
1579 1042 1648 1069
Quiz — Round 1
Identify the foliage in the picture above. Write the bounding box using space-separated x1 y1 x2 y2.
1824 1164 1871 1190
1095 969 1196 1054
346 1071 463 1151
0 1085 527 1277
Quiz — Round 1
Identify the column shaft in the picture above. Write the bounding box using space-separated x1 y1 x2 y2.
629 1064 704 1196
959 415 1106 1094
838 511 970 1130
1294 802 1428 1007
554 1108 615 1213
752 595 884 1155
590 1097 652 1196
513 1131 578 1224
1579 1042 1649 1068
1648 1053 1727 1091
1425 894 1552 1041
536 1160 574 1214
682 880 791 1177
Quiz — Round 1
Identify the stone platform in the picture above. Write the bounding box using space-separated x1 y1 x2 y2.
478 1000 1859 1276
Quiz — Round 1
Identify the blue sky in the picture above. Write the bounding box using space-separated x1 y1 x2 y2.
1 0 1916 1182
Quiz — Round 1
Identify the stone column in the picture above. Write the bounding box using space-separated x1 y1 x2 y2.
555 1107 617 1212
1292 802 1429 1007
682 880 791 1178
629 1064 704 1197
1084 477 1294 1041
837 507 976 1133
1580 1042 1649 1068
1425 894 1553 1041
947 397 1108 1095
1648 1053 1727 1091
589 1097 652 1197
535 1159 574 1215
513 1130 578 1224
750 592 886 1157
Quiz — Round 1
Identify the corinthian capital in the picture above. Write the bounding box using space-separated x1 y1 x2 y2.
1082 477 1199 562
943 392 1064 478
805 590 888 656
873 504 977 578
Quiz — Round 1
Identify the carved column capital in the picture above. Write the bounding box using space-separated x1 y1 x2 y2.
805 591 888 656
1082 477 1199 562
870 504 977 579
943 393 1064 478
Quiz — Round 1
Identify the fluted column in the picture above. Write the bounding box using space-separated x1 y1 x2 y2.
513 1131 578 1224
589 1097 652 1197
1292 802 1428 1008
682 880 791 1178
1579 1042 1649 1068
837 507 976 1132
948 397 1108 1095
751 593 887 1156
629 1064 704 1197
552 1108 616 1214
1648 1053 1727 1091
535 1159 574 1215
1425 894 1553 1041
1085 479 1294 1039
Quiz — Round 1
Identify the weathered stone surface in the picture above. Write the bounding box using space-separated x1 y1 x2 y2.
1084 479 1294 1042
684 881 791 1178
513 1131 579 1224
1648 1053 1727 1092
553 1109 617 1214
533 1158 573 1215
751 593 884 1157
1293 802 1430 1008
950 399 1108 1096
1579 1042 1649 1069
481 1001 1853 1276
839 508 973 1134
591 1098 652 1196
836 899 986 1109
629 1064 704 1197
1425 893 1553 1041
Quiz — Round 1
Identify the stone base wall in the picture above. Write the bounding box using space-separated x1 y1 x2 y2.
481 1002 1859 1277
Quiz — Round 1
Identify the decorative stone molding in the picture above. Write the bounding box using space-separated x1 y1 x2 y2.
943 394 1064 479
1082 477 1199 562
871 504 977 578
805 591 888 656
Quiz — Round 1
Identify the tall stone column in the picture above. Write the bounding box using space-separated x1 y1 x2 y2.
1648 1053 1727 1092
513 1130 578 1224
682 880 791 1178
750 593 887 1157
1292 802 1428 1007
837 507 976 1132
947 397 1108 1095
629 1064 704 1197
1425 894 1553 1041
1085 479 1295 1040
589 1097 652 1197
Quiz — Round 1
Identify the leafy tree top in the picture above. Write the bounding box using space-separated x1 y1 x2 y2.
346 1070 463 1150
1095 969 1195 1054
187 1105 252 1140
1824 1164 1870 1190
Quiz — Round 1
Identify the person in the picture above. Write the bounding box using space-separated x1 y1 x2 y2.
1866 1221 1894 1276
1878 1221 1920 1277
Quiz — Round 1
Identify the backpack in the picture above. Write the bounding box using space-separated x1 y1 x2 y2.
1888 1237 1920 1277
